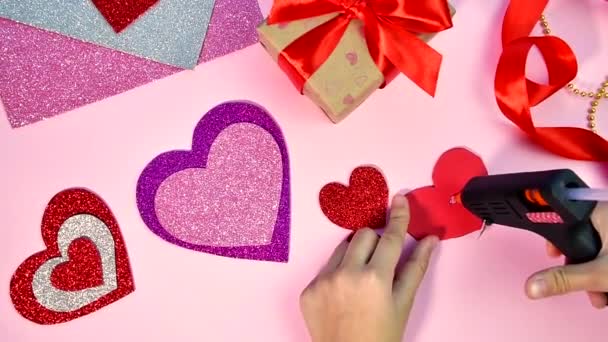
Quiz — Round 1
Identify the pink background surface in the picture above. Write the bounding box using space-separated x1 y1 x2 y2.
1 0 608 341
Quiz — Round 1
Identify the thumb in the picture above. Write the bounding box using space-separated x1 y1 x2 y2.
526 260 607 299
393 235 439 309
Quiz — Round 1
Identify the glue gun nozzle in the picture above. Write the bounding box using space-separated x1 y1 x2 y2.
477 220 488 240
449 193 462 205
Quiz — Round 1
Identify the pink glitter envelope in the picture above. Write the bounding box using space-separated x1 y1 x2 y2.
136 101 291 262
0 0 262 128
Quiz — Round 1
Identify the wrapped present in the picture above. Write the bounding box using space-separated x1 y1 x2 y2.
257 0 455 123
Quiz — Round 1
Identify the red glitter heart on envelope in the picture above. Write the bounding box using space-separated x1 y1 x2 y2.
91 0 159 33
319 166 389 230
405 148 488 240
10 188 134 324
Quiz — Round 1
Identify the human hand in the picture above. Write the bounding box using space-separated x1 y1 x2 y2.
300 195 439 342
525 203 608 309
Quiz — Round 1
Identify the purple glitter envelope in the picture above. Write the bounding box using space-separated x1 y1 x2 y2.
136 101 290 262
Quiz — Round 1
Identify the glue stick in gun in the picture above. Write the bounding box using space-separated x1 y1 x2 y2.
452 169 603 265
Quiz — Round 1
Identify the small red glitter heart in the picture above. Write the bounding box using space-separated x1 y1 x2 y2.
50 238 104 291
91 0 159 33
10 188 135 324
319 166 388 230
405 148 488 240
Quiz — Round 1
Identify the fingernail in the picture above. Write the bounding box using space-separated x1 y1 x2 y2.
589 293 607 309
393 195 406 207
529 276 547 299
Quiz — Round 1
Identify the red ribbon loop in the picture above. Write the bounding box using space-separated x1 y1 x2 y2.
267 0 453 96
495 0 608 161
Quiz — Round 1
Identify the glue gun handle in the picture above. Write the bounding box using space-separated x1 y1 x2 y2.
551 220 608 299
552 220 602 265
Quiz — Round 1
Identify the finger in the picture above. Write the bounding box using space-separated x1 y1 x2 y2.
546 241 562 258
587 291 608 309
341 228 380 268
525 260 608 299
393 235 439 308
369 195 410 274
590 202 608 252
319 238 349 275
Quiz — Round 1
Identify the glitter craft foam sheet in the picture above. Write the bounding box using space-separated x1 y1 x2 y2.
319 166 389 230
199 0 263 62
0 0 263 128
91 0 160 33
153 123 283 247
10 188 134 325
0 0 215 69
2 1 608 341
136 101 291 262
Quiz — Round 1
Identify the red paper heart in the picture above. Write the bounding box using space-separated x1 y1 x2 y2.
406 148 488 240
50 238 104 291
10 188 134 324
319 166 388 230
91 0 159 33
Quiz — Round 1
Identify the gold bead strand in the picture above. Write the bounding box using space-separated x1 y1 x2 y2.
540 16 599 98
540 15 551 34
588 100 598 133
540 15 607 134
589 81 608 133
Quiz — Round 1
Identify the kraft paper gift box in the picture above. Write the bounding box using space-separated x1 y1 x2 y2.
257 5 456 123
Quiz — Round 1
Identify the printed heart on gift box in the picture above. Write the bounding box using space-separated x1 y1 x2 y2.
354 75 368 88
405 148 488 240
136 101 291 262
346 52 358 66
319 166 388 230
10 188 134 324
91 0 159 33
343 94 355 105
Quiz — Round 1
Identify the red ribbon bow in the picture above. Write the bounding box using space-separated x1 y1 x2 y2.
267 0 453 96
495 0 608 161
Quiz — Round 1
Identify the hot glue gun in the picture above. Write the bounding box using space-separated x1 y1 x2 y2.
452 169 603 265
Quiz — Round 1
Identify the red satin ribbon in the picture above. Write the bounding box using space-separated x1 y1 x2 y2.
267 0 453 96
495 0 608 161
